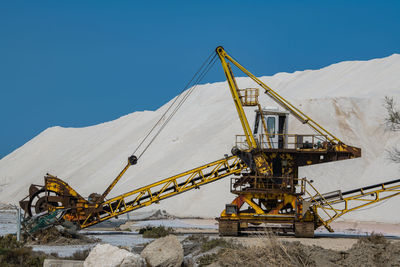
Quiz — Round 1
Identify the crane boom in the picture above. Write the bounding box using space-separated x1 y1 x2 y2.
20 155 246 230
303 178 400 230
215 46 354 153
216 48 257 149
80 155 245 228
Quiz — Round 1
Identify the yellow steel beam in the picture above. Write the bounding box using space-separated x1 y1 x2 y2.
79 155 245 228
100 155 138 202
311 181 400 227
100 162 130 201
216 47 258 150
257 104 272 149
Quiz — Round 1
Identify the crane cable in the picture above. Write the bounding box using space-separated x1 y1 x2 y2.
131 51 218 160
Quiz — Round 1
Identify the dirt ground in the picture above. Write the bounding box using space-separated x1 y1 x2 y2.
3 208 400 266
230 236 359 251
189 233 400 267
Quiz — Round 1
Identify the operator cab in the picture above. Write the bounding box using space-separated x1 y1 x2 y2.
253 108 289 149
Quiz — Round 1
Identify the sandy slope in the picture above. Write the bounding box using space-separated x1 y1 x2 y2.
0 54 399 223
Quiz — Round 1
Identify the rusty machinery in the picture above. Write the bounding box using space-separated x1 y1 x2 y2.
19 47 400 237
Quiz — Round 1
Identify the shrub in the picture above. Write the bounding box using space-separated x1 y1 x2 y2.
197 253 218 266
0 234 45 267
360 232 388 245
201 238 231 252
185 234 208 243
139 226 175 238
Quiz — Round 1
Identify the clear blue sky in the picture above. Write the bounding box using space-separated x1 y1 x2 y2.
1 1 399 158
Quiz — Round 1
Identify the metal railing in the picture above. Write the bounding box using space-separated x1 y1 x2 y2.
79 156 245 228
230 176 300 193
238 88 259 106
235 133 329 150
298 178 338 232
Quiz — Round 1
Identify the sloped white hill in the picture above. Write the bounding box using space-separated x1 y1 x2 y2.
1 54 399 223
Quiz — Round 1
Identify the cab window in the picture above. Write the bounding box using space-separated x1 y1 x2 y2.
267 117 275 138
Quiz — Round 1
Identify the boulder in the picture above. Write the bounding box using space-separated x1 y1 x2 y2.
84 244 145 267
141 235 184 267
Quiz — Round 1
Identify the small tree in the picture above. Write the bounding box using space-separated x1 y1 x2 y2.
387 147 400 164
384 96 400 131
384 96 400 163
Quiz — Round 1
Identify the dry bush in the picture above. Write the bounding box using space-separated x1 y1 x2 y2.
384 96 400 131
195 231 399 267
26 226 96 245
387 147 400 164
384 96 400 164
197 253 219 266
0 234 45 267
42 248 90 261
359 232 388 245
185 234 209 243
200 230 314 267
201 238 232 252
139 226 175 238
342 232 400 266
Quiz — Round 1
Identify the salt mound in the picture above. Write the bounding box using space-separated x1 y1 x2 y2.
0 54 399 223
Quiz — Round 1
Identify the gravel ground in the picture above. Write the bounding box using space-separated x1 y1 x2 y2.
2 210 400 258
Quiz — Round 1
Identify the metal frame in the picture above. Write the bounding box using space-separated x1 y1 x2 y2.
79 155 245 228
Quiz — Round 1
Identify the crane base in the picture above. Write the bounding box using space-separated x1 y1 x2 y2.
218 220 239 236
217 219 316 237
294 222 314 238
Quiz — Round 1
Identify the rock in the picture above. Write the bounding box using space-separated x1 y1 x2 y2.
84 244 146 267
120 254 146 267
141 235 184 267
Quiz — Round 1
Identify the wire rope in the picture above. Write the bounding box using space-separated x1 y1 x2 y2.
131 50 217 160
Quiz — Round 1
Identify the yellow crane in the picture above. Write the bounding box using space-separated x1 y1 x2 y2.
215 46 360 237
19 46 397 237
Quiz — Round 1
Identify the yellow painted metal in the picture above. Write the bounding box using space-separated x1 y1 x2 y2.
257 103 272 149
218 177 400 235
316 182 400 226
79 155 245 228
216 47 258 150
218 178 400 234
100 162 130 201
298 179 336 232
252 154 272 175
220 192 298 220
298 178 400 232
45 174 82 199
242 195 264 215
238 88 259 106
216 46 343 146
